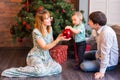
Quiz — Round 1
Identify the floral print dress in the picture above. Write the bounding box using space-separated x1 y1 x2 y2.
1 28 62 77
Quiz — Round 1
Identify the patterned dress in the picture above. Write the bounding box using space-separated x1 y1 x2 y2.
1 28 62 77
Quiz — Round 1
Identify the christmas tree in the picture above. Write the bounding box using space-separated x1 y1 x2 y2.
10 0 75 42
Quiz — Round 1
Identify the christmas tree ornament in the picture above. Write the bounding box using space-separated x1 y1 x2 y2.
22 21 27 26
62 29 71 39
26 24 31 30
52 0 55 2
15 23 18 27
36 6 44 13
17 37 23 43
25 0 29 12
62 9 65 13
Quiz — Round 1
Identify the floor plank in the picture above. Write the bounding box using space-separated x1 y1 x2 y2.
0 47 120 80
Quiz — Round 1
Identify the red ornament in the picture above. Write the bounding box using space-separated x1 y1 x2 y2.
62 9 65 13
26 24 31 30
62 29 71 39
22 21 27 26
36 6 44 13
25 0 29 12
17 37 23 43
52 0 55 2
14 23 18 27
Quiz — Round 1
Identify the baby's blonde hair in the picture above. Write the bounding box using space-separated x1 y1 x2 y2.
72 11 83 20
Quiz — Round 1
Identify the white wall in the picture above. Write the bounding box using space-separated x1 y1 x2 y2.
79 0 91 31
89 0 120 25
79 0 89 23
79 0 120 28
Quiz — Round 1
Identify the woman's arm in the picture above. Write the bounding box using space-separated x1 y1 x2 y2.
36 34 70 50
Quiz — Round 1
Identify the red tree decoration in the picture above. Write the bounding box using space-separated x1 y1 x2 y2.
25 0 29 12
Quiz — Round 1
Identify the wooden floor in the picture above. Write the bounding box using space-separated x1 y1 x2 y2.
0 47 120 80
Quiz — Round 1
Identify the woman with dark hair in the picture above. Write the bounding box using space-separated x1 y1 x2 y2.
80 11 119 79
1 10 70 77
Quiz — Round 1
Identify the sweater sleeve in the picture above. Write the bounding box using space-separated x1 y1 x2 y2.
99 30 113 73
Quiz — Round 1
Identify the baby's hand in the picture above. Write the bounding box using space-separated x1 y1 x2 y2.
65 26 72 30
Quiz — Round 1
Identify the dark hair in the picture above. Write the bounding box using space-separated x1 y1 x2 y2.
89 11 107 26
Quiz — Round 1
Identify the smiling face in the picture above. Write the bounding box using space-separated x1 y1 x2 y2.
88 19 100 31
88 19 95 29
43 14 51 26
88 11 107 31
34 10 52 36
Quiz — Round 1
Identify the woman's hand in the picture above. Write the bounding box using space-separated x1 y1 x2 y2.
56 33 71 42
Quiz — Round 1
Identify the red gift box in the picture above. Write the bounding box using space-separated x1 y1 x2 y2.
85 44 91 51
50 45 68 64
